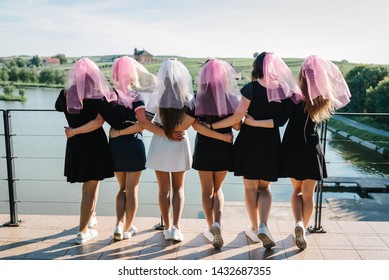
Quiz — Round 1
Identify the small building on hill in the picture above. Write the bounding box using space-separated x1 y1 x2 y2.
134 48 155 64
44 58 60 67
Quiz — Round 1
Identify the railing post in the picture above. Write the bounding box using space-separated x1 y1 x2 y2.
3 110 20 226
309 120 327 233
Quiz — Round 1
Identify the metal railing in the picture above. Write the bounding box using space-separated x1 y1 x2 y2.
2 109 389 230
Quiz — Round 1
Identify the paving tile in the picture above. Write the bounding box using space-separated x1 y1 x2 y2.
368 222 389 234
180 232 210 247
377 234 389 248
338 221 375 234
248 245 287 260
320 249 361 260
176 246 213 260
346 234 386 249
314 220 343 234
0 240 39 259
222 232 249 248
285 246 324 260
99 243 142 260
60 243 106 260
137 245 178 260
23 241 73 260
313 233 353 248
357 249 389 260
212 246 250 260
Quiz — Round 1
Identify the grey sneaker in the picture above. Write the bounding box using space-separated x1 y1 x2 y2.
88 214 97 229
203 228 214 243
163 228 173 240
210 222 224 249
257 223 276 249
294 222 307 250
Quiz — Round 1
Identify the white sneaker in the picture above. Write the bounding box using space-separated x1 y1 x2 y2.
171 226 184 242
203 228 214 243
75 229 98 244
245 226 261 243
294 221 307 250
88 214 97 229
163 228 173 240
113 225 123 241
257 223 276 249
123 226 137 239
210 222 224 249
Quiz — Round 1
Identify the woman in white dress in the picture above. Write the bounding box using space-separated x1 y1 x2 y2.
146 58 232 241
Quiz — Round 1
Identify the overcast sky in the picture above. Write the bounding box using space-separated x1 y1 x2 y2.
1 0 388 64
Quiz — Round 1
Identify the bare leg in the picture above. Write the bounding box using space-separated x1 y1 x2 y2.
155 171 171 229
243 178 260 230
199 171 215 229
79 180 99 233
257 180 272 226
301 179 317 227
123 171 141 232
171 171 185 229
290 178 303 224
115 172 126 227
213 171 227 226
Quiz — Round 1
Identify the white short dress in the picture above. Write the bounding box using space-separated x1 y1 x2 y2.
145 114 192 172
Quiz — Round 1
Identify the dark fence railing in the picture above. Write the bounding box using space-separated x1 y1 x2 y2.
2 109 389 231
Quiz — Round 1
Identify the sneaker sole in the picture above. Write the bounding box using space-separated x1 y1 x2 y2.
114 232 123 241
210 226 223 249
257 233 276 249
295 226 307 250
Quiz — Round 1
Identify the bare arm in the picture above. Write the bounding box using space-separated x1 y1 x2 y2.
65 114 104 138
192 119 233 143
135 108 165 137
109 123 143 138
243 114 274 128
212 96 251 130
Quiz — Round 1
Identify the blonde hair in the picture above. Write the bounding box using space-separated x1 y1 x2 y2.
298 70 334 123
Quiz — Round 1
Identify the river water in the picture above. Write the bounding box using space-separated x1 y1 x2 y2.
1 88 388 218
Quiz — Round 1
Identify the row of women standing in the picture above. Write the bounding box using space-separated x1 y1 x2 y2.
56 52 351 251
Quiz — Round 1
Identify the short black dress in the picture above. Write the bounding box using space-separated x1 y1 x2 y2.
55 90 114 183
191 114 234 171
98 99 146 172
280 102 327 180
232 82 293 181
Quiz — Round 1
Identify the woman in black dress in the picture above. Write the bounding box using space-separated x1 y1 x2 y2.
280 55 351 250
55 58 116 244
191 58 241 249
209 52 300 249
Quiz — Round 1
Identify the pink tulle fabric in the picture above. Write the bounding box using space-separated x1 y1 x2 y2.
302 55 351 109
111 56 157 109
262 53 303 104
146 58 194 114
66 58 117 113
195 58 241 117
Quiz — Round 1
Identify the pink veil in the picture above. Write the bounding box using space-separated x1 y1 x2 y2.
111 56 157 109
302 55 351 109
262 53 303 104
195 58 241 117
66 58 117 113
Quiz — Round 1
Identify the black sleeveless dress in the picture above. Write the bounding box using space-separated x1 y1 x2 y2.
280 102 327 180
232 82 293 181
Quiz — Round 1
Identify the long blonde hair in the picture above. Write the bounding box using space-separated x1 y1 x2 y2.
298 70 334 123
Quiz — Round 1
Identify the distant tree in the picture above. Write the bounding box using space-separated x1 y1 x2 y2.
53 53 67 64
344 65 388 112
30 55 41 67
3 85 16 95
53 69 66 84
134 48 138 55
253 52 259 58
18 67 30 82
0 69 9 81
8 66 19 82
18 88 26 97
29 68 39 82
15 58 26 68
365 77 389 121
39 68 55 84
